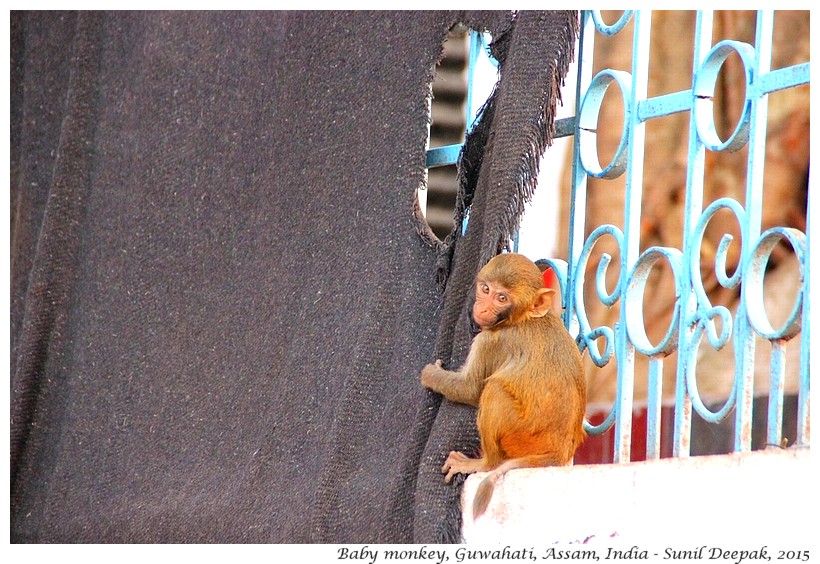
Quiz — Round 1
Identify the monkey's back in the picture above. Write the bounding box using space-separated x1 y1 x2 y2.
479 310 586 462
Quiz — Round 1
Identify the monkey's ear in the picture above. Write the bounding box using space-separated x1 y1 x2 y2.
530 288 556 318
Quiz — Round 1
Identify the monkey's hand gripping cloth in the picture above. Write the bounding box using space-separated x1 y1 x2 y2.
10 11 577 543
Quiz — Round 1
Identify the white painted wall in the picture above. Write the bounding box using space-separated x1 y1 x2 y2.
516 56 578 262
460 448 814 549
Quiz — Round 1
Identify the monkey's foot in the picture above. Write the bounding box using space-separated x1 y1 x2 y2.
442 451 487 483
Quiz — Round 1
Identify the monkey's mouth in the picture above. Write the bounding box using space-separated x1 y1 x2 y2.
473 310 500 330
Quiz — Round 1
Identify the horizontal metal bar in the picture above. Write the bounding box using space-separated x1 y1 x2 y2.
426 116 577 168
637 90 692 121
425 63 807 170
757 62 810 95
425 144 461 168
554 116 576 138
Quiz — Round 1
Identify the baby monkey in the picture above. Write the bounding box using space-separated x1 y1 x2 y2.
421 253 586 519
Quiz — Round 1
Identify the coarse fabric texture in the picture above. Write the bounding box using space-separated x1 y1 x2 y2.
10 11 578 543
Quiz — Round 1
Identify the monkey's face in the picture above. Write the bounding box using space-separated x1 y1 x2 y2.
472 253 553 331
473 279 514 330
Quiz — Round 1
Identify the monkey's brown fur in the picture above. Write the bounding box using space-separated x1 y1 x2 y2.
421 253 586 519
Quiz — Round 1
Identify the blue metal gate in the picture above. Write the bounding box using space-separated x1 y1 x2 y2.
426 10 810 464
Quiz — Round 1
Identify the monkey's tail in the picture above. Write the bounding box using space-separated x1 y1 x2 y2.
472 454 566 520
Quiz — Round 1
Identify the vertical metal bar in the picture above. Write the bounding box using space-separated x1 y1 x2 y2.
646 356 664 459
611 10 651 464
466 31 483 132
767 340 786 446
734 10 774 452
797 171 811 446
566 11 596 337
673 10 714 458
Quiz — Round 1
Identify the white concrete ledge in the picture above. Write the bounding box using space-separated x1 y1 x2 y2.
461 447 812 545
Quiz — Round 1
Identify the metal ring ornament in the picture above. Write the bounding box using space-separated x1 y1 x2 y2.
690 197 747 350
578 70 633 179
624 246 683 357
685 198 749 424
591 10 634 36
685 323 738 424
574 224 624 367
745 227 806 341
584 397 617 436
693 40 757 153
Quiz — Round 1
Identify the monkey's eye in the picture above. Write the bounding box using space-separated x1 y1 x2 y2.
480 283 490 294
497 294 508 303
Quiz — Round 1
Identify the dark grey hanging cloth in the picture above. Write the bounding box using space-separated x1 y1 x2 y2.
10 10 577 543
